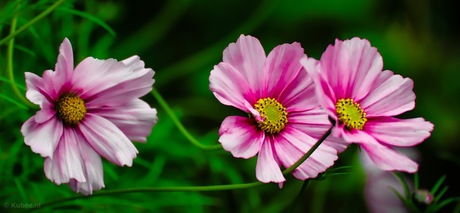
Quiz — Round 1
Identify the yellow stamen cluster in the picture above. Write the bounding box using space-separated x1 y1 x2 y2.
55 94 86 126
335 98 367 130
254 98 288 134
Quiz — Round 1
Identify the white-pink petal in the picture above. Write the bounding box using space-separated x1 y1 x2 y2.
345 131 418 173
91 99 158 142
44 128 86 184
223 35 266 96
256 137 286 183
21 116 63 158
274 127 338 180
209 62 257 111
68 140 105 196
53 38 74 93
218 116 264 159
264 42 304 98
365 117 434 147
78 114 138 166
361 73 415 117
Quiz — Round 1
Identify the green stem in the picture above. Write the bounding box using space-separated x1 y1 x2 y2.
35 182 263 211
0 0 67 46
34 126 333 211
283 127 332 175
6 12 35 109
151 88 222 151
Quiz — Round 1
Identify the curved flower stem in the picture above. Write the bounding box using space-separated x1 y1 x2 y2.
0 0 66 46
151 88 222 150
6 11 35 109
33 127 332 211
282 127 332 175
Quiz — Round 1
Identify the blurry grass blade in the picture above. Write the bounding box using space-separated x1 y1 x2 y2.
433 197 460 212
434 186 448 202
0 76 26 91
414 172 419 190
56 7 116 36
0 92 29 110
0 0 66 46
393 172 411 199
431 175 447 195
14 178 28 201
113 0 192 57
15 44 37 57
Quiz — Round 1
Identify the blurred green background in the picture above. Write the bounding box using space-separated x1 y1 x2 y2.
1 0 459 212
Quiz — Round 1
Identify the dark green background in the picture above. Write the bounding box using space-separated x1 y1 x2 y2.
1 0 459 212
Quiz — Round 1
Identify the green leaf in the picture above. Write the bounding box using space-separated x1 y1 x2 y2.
56 7 116 37
431 175 447 195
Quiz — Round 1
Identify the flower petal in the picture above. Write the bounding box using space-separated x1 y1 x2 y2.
209 62 256 111
301 56 337 118
344 131 418 173
78 113 138 166
218 116 264 159
21 116 63 158
68 140 105 195
223 35 266 96
274 126 339 180
84 56 155 108
361 72 415 117
256 137 285 183
365 117 433 147
264 42 304 98
25 71 57 107
319 38 382 100
44 128 86 184
34 109 56 124
53 38 74 93
90 99 158 142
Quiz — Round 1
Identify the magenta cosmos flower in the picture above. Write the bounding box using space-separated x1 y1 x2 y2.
301 37 433 173
209 35 345 184
21 38 157 195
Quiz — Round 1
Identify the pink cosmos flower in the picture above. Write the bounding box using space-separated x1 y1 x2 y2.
21 38 157 195
301 37 434 173
209 35 345 184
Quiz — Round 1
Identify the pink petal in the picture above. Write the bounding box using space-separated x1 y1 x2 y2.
25 71 57 107
280 70 318 112
34 109 56 123
256 137 285 183
71 57 133 100
264 42 304 98
68 140 105 195
209 62 257 111
361 72 415 117
223 35 266 96
84 57 155 108
21 116 63 158
344 131 418 173
53 38 75 93
44 128 86 184
365 117 433 147
78 113 138 166
320 38 382 100
90 99 158 142
274 126 339 180
218 116 264 159
301 56 337 117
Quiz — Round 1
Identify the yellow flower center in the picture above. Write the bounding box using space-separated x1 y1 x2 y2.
55 94 86 126
335 98 367 130
254 98 288 134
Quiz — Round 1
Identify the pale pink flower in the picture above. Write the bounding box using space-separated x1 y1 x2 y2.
301 37 433 173
21 38 157 195
209 35 345 184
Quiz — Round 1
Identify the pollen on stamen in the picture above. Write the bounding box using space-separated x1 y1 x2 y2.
55 94 87 126
254 98 288 134
335 98 367 130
